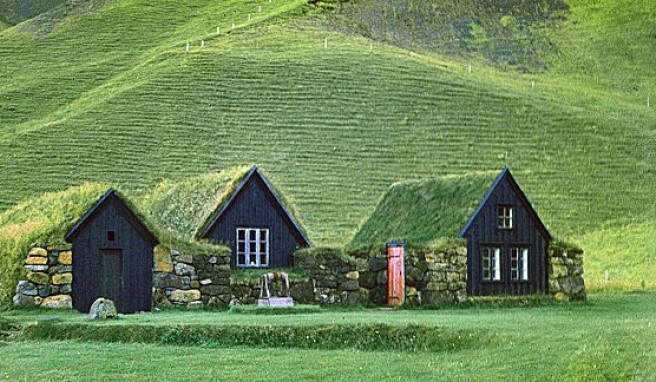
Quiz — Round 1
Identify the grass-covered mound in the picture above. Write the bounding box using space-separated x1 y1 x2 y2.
351 172 498 248
0 0 68 26
228 304 322 315
0 183 109 302
23 321 492 352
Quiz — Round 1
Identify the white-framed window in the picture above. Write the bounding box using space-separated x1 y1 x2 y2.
511 248 529 281
236 228 269 267
498 205 514 229
482 247 501 281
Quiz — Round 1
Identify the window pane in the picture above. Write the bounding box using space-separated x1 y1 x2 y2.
249 253 257 266
493 248 501 280
237 229 245 240
249 230 257 241
522 249 529 280
249 242 257 253
260 254 267 266
238 254 246 265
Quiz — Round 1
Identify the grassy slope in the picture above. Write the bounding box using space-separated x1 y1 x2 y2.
0 1 654 286
2 293 655 380
0 0 68 25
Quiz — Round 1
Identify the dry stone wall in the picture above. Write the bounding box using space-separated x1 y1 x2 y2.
547 242 586 301
152 246 232 309
12 246 73 309
229 248 364 306
351 244 468 306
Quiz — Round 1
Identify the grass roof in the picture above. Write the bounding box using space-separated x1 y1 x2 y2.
0 166 256 302
350 172 499 249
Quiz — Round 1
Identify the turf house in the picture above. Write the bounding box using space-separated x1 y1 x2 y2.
458 168 552 296
65 189 159 314
351 168 576 298
198 165 311 268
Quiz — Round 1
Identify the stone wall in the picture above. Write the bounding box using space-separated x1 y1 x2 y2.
231 248 363 306
351 244 468 307
152 246 232 309
12 246 73 309
547 241 586 301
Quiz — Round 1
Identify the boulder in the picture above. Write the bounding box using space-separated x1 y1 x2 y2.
169 289 201 303
41 295 72 309
24 264 49 272
58 251 73 265
51 273 73 285
406 286 418 297
88 298 118 319
290 280 316 304
174 262 195 276
25 256 47 265
26 271 49 285
28 247 48 257
153 246 173 273
551 264 568 278
59 284 72 294
186 301 203 309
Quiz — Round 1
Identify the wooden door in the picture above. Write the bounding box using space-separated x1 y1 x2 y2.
387 243 405 305
100 249 122 310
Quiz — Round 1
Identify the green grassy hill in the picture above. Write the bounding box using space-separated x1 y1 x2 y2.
0 0 654 294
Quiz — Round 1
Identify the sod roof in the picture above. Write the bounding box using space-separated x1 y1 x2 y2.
350 171 501 248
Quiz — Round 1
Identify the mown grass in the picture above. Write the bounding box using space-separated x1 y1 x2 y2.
1 293 655 380
0 0 653 291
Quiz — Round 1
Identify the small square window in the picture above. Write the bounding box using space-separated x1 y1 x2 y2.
107 231 116 241
498 206 513 229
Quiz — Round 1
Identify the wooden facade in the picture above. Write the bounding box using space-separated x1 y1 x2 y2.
65 190 158 314
199 165 310 268
459 169 551 296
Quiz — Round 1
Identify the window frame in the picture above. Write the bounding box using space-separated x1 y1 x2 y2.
511 247 529 281
497 205 514 230
481 247 501 282
236 228 270 268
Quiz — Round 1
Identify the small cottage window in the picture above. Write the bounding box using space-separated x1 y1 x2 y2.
511 248 529 281
498 205 513 229
236 228 269 267
107 230 116 242
482 247 501 281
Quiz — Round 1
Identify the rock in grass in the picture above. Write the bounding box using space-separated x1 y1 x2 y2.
88 298 118 319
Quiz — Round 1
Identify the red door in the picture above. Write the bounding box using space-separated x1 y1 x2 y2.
387 242 405 305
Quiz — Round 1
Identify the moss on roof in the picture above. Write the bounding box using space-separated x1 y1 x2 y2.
144 165 252 241
196 165 310 242
350 172 500 249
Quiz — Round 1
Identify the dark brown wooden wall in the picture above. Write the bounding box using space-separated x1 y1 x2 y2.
205 175 307 268
464 176 549 296
71 198 154 313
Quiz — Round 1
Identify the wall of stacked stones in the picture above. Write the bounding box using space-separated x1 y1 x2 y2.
350 245 468 307
232 248 364 306
547 242 586 301
12 246 74 309
152 246 232 309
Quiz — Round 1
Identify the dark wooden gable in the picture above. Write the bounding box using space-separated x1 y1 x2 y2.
199 165 310 268
459 168 551 296
65 189 158 314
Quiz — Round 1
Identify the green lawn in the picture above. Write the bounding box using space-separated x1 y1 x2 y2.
1 293 655 380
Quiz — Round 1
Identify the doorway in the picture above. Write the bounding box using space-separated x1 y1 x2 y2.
100 249 122 310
